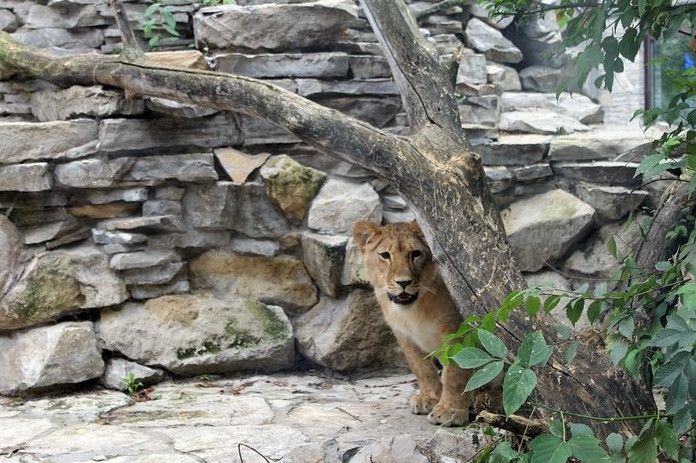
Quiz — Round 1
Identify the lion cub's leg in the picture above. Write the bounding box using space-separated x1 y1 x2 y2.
428 363 473 426
394 333 441 415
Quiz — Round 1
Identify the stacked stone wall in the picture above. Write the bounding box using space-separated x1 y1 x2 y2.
0 0 666 394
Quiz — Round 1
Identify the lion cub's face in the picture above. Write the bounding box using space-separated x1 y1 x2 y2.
353 221 432 307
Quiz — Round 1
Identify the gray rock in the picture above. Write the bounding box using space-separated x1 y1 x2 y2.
230 238 280 257
486 62 521 92
484 166 515 193
512 163 552 183
519 65 564 92
80 187 149 205
0 245 128 330
55 158 134 188
102 242 146 255
31 86 143 122
101 358 165 391
501 189 596 272
469 2 513 29
98 115 243 153
129 278 190 300
523 270 588 329
350 55 391 78
455 52 487 92
21 218 81 245
92 229 147 246
295 289 402 372
98 295 295 376
551 161 641 186
301 233 347 298
0 215 21 297
0 162 52 192
548 126 651 161
148 230 231 250
500 92 603 125
123 153 218 185
190 250 318 313
194 1 358 52
144 98 219 119
464 18 522 63
97 215 185 233
109 251 180 271
316 96 402 128
239 115 300 145
564 216 650 282
183 182 236 230
475 134 549 165
0 9 18 32
499 110 589 134
142 199 182 216
25 3 106 29
308 179 382 234
383 209 416 223
232 181 291 239
155 185 185 201
575 183 649 221
513 16 566 68
341 237 369 286
0 322 104 394
121 262 185 286
0 119 97 165
215 52 350 78
295 78 398 97
11 27 104 49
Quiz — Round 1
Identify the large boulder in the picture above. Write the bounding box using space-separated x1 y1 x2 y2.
190 250 318 313
575 183 649 221
502 190 596 272
499 110 589 135
31 86 143 122
0 321 104 394
551 161 641 186
464 18 522 64
295 289 403 371
215 52 351 78
500 92 603 125
0 119 97 165
301 233 347 297
194 0 358 52
98 295 295 376
0 163 52 192
308 178 382 234
260 155 326 225
0 215 21 297
0 245 128 331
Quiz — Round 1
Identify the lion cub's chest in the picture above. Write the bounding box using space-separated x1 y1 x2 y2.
382 302 443 353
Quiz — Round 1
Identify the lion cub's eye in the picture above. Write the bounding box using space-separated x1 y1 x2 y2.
379 252 391 260
411 250 422 260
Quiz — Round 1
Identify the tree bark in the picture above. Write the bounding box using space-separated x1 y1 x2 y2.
0 0 655 436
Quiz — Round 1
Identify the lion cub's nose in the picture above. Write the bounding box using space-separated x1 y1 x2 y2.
396 280 413 289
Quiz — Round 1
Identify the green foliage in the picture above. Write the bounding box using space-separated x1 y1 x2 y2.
121 371 144 396
141 2 180 49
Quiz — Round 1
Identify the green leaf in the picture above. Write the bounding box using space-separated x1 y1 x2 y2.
517 332 553 367
465 360 504 392
587 300 602 324
477 329 508 359
549 419 565 438
503 363 537 415
526 295 541 317
489 441 519 463
607 236 617 258
618 317 635 338
451 347 493 369
654 420 679 460
544 295 561 313
606 433 624 453
672 406 692 435
566 299 584 326
529 434 572 463
144 3 161 16
568 430 610 463
627 434 657 463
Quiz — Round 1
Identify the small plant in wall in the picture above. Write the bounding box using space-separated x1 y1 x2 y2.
120 371 144 396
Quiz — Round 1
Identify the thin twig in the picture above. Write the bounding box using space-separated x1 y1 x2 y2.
108 0 143 61
238 443 271 463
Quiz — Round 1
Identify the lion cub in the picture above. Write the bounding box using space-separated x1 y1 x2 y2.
353 220 477 426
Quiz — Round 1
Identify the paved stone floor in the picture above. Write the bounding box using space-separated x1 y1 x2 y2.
0 372 491 463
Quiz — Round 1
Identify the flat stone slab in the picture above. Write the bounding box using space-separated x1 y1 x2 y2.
0 373 485 462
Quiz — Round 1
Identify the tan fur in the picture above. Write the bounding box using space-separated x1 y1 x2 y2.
353 220 495 426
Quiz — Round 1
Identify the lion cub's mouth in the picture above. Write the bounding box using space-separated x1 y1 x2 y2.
388 292 418 305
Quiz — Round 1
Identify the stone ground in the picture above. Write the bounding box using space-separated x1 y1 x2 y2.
0 372 491 463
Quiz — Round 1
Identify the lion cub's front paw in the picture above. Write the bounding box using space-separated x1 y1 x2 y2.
410 392 439 415
428 402 469 426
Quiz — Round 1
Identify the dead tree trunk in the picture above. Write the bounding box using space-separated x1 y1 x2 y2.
0 0 655 436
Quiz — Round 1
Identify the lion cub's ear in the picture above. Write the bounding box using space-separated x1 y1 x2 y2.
406 220 424 238
353 221 381 250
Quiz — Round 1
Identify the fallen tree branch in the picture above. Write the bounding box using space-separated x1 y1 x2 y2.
476 411 549 437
